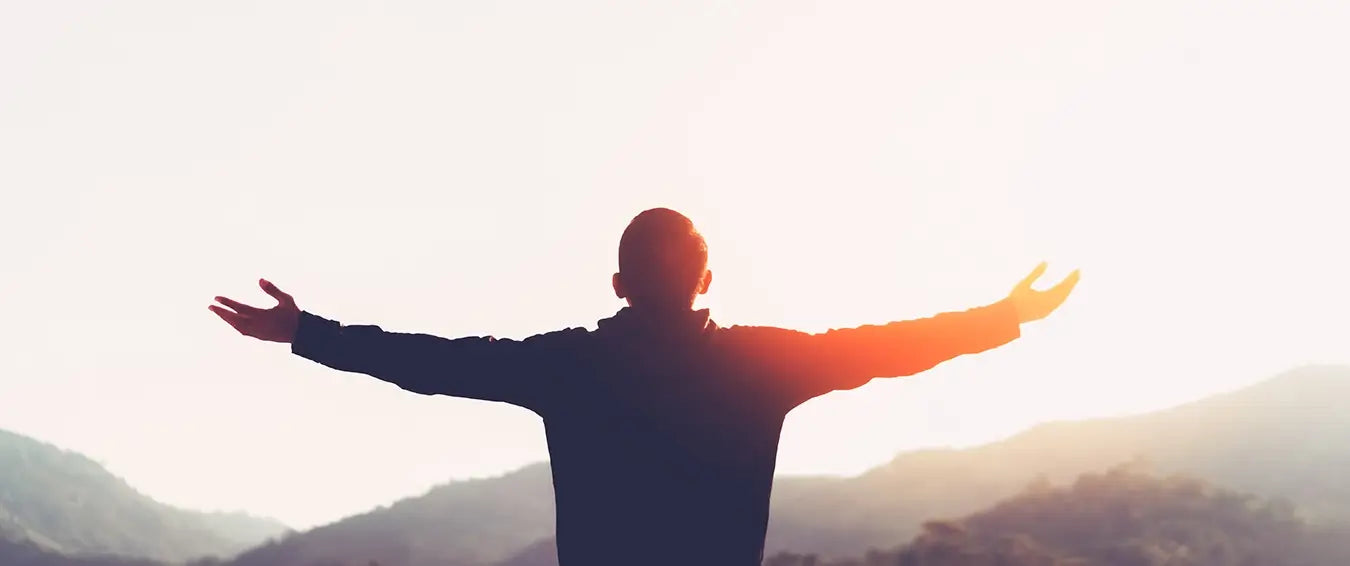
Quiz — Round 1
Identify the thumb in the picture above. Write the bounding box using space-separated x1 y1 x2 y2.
259 278 295 306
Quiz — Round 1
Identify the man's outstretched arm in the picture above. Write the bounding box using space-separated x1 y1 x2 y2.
742 263 1080 408
208 279 577 412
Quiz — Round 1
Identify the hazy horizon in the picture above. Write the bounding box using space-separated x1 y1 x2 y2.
8 362 1347 529
2 0 1348 529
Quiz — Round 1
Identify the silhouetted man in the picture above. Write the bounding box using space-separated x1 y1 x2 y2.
210 208 1078 566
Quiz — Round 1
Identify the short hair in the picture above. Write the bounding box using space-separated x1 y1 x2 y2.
618 208 709 305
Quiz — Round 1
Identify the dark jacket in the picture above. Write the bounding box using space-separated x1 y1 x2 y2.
290 300 1021 566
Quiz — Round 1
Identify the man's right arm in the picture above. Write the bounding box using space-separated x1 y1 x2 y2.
288 310 583 410
209 279 580 413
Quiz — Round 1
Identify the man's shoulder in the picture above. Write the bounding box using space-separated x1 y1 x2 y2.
711 323 810 352
526 325 594 344
714 323 807 337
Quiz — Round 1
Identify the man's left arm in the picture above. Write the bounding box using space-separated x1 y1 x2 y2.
740 263 1078 408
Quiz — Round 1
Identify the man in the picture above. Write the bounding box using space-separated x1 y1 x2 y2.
210 208 1078 566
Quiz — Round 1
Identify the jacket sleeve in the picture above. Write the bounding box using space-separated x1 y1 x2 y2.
731 299 1022 409
289 311 584 413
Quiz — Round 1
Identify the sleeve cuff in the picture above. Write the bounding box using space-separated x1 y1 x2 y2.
291 311 341 361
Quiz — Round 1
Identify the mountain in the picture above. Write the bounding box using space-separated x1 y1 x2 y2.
0 429 290 562
0 536 162 566
494 539 558 566
763 363 1350 557
215 364 1350 566
765 464 1350 566
227 464 555 566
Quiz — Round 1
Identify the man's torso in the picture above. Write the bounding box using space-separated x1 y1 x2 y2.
538 311 793 565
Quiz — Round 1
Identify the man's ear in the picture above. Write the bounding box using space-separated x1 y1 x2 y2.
612 272 627 299
696 269 713 295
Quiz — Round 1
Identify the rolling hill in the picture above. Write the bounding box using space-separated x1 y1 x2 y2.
764 363 1350 556
0 536 162 566
226 464 555 566
765 464 1350 566
0 429 290 563
209 364 1350 566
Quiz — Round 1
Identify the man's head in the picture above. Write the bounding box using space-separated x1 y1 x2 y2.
613 208 712 312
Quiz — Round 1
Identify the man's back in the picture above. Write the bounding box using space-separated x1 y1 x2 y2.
544 307 790 565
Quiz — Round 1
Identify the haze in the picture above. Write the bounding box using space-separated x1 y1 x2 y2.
1 0 1347 529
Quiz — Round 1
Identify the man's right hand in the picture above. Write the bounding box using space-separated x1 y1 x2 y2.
209 279 301 343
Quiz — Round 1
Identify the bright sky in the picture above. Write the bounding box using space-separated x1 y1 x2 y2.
1 0 1347 530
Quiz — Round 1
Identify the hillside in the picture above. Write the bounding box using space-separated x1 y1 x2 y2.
0 429 290 562
227 464 555 566
764 363 1350 556
214 364 1350 566
765 464 1350 566
0 536 164 566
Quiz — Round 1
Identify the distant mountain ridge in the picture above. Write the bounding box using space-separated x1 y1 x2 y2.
766 464 1350 566
227 464 555 566
0 428 290 563
765 364 1350 555
211 364 1350 566
0 536 161 566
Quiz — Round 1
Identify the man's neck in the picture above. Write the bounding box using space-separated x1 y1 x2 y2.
627 304 698 319
607 304 713 335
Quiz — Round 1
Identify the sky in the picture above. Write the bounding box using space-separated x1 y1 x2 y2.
1 0 1348 530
